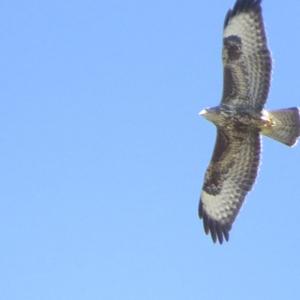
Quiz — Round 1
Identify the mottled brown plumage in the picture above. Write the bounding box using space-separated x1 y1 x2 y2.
199 0 300 244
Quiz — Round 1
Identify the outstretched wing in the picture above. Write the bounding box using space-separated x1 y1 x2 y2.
199 128 260 243
222 0 271 110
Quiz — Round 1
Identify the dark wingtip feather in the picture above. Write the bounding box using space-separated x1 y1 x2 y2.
216 225 224 244
198 200 203 218
233 0 262 13
199 201 231 244
224 0 262 28
224 230 229 242
224 9 233 28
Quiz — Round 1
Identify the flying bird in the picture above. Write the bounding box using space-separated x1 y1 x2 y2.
199 0 300 244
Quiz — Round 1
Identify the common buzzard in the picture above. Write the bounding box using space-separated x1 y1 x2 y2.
199 0 300 244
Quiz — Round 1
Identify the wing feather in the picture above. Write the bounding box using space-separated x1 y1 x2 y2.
222 0 271 110
199 128 260 243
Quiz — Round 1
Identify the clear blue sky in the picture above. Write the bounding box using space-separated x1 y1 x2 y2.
1 0 300 299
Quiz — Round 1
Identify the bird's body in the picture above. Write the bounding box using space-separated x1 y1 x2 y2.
199 0 300 244
200 105 269 131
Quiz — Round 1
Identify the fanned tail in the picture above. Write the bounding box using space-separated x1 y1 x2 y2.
262 107 300 146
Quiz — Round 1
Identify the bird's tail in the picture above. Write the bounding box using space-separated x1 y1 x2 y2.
261 107 300 146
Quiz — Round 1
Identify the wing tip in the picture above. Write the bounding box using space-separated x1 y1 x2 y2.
224 0 262 28
199 201 230 245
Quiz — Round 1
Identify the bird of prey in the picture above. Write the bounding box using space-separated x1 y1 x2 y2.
198 0 300 244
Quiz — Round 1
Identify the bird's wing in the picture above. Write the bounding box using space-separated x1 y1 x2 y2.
221 0 271 110
199 128 260 243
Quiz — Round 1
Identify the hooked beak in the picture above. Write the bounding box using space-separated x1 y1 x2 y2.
198 109 207 116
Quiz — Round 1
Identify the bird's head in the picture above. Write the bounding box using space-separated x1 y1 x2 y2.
198 106 221 124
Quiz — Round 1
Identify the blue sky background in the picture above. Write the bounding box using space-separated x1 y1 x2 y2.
1 0 300 299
